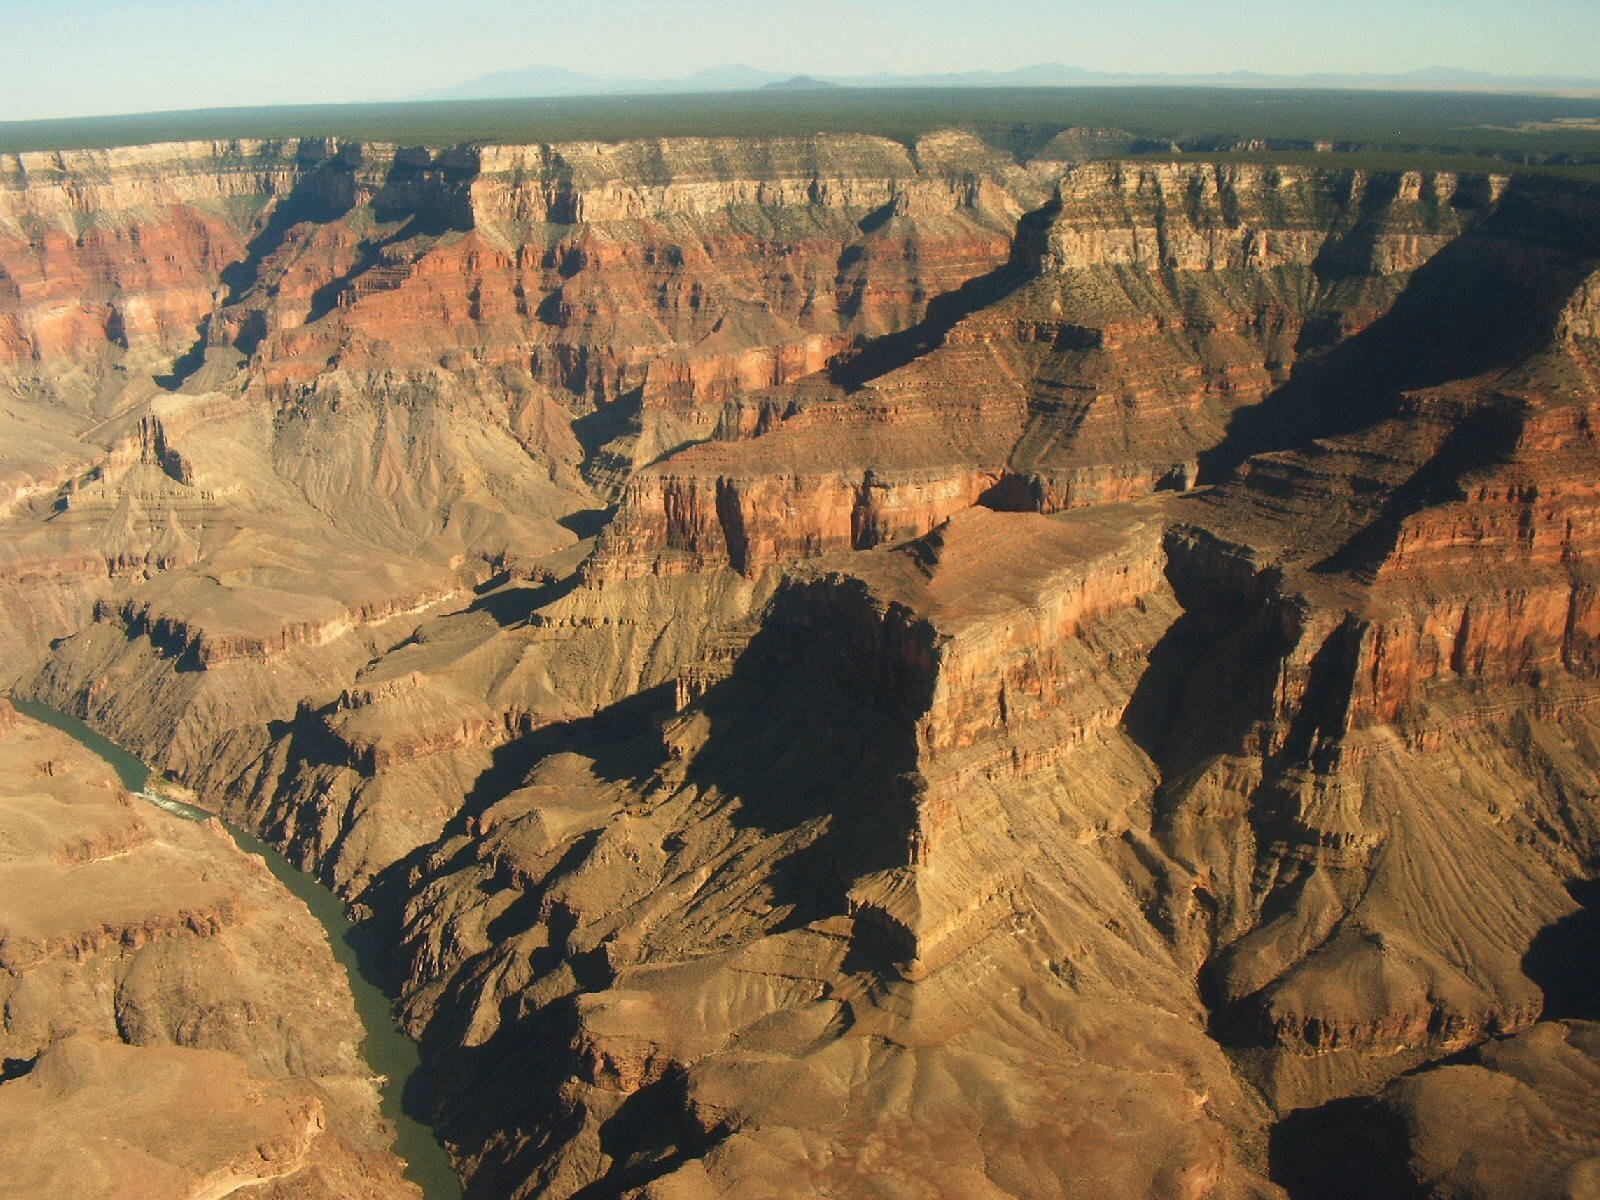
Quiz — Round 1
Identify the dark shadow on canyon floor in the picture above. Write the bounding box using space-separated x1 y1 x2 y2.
466 571 582 627
1524 877 1600 1021
827 193 1060 391
1313 402 1526 578
566 1069 730 1200
683 579 931 948
1269 1097 1419 1200
158 143 363 389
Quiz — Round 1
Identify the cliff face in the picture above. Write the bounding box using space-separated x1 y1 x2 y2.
382 507 1281 1199
4 132 1600 1200
588 160 1487 580
1372 1018 1600 1199
0 131 1038 712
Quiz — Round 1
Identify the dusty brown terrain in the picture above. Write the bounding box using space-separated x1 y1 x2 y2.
2 134 1599 1197
0 699 416 1200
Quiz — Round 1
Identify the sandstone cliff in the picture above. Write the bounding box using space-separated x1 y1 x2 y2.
3 132 1599 1199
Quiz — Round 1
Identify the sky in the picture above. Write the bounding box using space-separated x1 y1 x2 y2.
3 0 1597 121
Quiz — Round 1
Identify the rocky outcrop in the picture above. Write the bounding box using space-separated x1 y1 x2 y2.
1377 1019 1600 1199
0 128 1039 694
586 160 1498 580
380 503 1276 1200
1122 179 1600 1105
106 583 463 669
6 127 1600 1200
595 460 1009 578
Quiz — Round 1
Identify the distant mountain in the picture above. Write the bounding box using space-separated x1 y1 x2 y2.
760 75 839 92
679 64 783 90
839 63 1096 88
419 62 1600 102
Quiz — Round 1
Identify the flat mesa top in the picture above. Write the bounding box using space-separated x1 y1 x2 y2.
0 87 1598 181
813 502 1167 632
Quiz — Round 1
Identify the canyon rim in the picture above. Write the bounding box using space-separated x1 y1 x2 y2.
2 84 1600 1200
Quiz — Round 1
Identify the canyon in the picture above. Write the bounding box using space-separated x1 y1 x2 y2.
0 697 419 1200
1 130 1599 1198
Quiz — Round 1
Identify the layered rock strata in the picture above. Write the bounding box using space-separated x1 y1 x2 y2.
3 134 1600 1199
590 162 1493 579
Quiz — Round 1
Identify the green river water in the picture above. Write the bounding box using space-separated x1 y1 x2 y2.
10 697 462 1200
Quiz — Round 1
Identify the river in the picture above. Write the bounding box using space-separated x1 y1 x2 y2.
9 697 462 1200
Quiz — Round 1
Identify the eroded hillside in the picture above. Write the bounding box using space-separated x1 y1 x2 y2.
3 133 1600 1198
0 699 418 1200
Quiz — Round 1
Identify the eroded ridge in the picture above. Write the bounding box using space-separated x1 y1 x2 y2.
3 134 1600 1198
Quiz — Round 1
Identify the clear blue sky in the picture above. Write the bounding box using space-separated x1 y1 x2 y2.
4 0 1596 121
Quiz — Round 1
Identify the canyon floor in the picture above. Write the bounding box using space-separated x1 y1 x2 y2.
2 126 1599 1199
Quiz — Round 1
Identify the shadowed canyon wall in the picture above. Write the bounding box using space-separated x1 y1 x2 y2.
3 133 1600 1199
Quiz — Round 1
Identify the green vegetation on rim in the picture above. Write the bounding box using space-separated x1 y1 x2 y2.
3 87 1600 178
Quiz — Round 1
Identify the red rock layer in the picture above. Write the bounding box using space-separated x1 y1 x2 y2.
590 162 1489 579
8 135 1600 1200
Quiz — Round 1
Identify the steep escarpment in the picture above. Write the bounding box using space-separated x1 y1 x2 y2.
0 129 1038 703
5 132 1600 1200
589 162 1492 580
1270 1018 1600 1200
0 129 1037 835
1135 180 1600 1108
1374 1018 1600 1198
381 506 1276 1200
